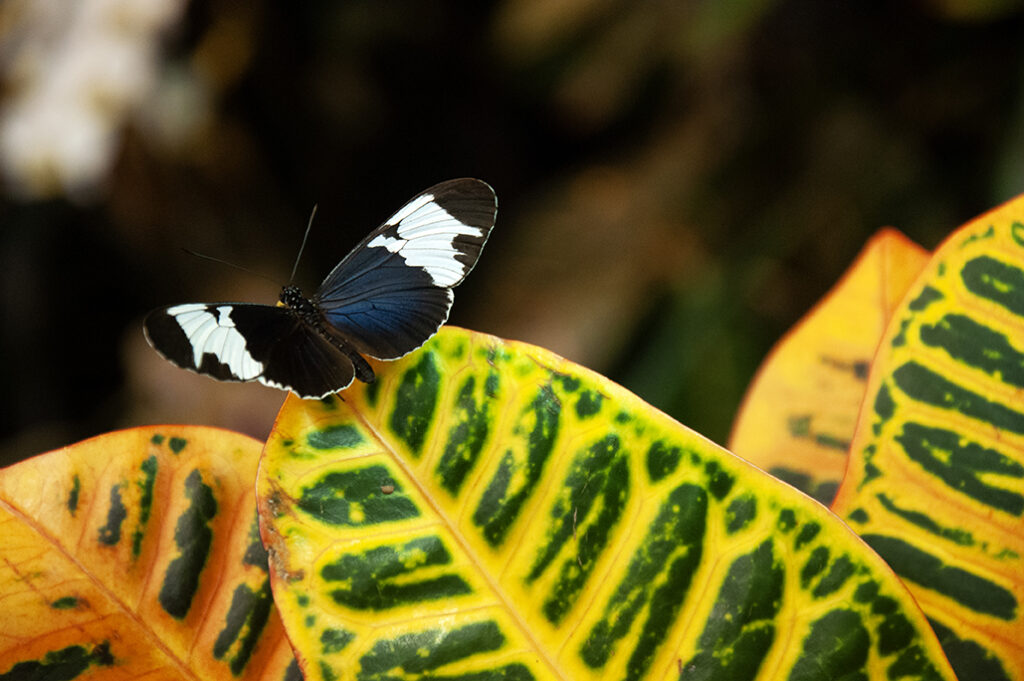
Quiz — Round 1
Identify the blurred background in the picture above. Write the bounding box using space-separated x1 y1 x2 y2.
2 0 1024 466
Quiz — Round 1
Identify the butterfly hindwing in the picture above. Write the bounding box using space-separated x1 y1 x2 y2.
314 178 497 359
144 303 356 398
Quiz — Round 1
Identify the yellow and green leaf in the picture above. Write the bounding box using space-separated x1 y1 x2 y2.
0 426 297 680
258 326 955 681
730 228 929 503
832 197 1024 680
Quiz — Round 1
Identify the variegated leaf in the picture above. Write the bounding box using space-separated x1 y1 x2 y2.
0 426 298 680
730 229 929 503
258 326 954 681
833 196 1024 680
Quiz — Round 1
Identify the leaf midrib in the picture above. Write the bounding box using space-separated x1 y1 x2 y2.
345 391 571 680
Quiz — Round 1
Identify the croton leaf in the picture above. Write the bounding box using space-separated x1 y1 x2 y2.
730 229 929 504
0 426 298 680
832 197 1024 680
257 326 955 681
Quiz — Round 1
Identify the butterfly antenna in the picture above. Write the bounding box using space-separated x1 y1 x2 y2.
290 204 318 284
181 248 278 284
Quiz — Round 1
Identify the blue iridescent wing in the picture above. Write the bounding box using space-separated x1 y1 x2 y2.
314 178 497 359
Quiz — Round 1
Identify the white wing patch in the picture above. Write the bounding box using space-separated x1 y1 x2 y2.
167 303 264 379
370 192 485 286
385 192 434 226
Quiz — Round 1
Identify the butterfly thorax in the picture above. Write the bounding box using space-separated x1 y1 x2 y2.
280 285 318 322
279 284 376 383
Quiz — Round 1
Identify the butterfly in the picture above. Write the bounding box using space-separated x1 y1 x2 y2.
144 178 497 399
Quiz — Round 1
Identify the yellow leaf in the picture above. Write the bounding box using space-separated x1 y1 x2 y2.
730 229 929 503
259 326 954 681
833 196 1024 680
0 426 297 680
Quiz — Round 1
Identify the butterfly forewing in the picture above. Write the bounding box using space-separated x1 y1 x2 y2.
314 178 497 359
144 303 356 398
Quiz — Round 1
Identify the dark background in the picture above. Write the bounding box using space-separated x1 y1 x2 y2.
2 0 1023 465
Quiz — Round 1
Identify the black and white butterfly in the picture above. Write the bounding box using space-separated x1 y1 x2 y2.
144 178 497 399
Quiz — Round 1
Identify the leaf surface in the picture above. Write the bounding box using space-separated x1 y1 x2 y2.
833 197 1024 681
730 229 929 503
258 326 955 681
0 426 298 680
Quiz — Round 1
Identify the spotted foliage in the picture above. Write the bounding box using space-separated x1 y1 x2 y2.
258 327 954 681
834 196 1024 681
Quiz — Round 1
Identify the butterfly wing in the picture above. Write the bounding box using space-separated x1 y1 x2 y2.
314 178 497 359
144 303 356 398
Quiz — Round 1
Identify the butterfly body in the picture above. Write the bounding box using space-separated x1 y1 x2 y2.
144 178 496 399
278 283 376 384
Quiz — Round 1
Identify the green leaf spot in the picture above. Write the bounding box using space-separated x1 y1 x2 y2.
437 375 492 495
725 494 757 534
0 643 114 680
862 534 1017 620
891 318 912 348
159 469 217 619
535 440 630 624
777 509 797 532
907 285 944 311
357 621 529 679
390 352 441 456
1011 221 1024 247
646 441 681 483
322 535 472 610
308 424 364 450
800 546 829 588
97 485 126 546
961 255 1024 316
811 555 856 598
876 492 975 546
794 522 821 550
895 423 1024 515
298 465 419 526
243 510 270 570
847 508 869 524
874 383 895 423
67 475 80 516
920 313 1024 388
789 610 869 681
320 661 338 681
959 224 995 247
704 461 735 500
928 618 1012 681
321 628 356 654
213 580 274 675
133 455 158 557
894 361 1024 436
580 483 707 673
575 390 604 418
473 383 561 547
682 541 782 681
